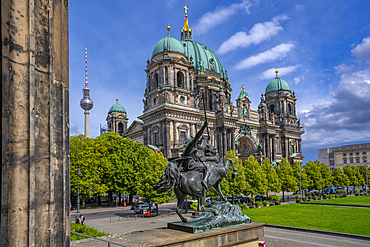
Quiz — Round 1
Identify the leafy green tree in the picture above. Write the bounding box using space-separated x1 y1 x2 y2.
304 161 324 190
275 158 298 201
244 155 267 197
359 165 369 188
318 161 332 189
70 135 108 208
221 150 248 204
343 165 358 191
292 161 309 193
262 158 281 197
332 167 350 188
353 166 365 187
136 147 174 215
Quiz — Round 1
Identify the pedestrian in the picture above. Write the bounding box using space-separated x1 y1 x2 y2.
75 216 79 224
79 214 85 225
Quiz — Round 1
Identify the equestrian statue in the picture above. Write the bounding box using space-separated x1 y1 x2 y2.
153 120 237 223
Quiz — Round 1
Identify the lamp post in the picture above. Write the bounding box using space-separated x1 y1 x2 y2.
77 164 82 213
366 163 368 193
299 163 302 197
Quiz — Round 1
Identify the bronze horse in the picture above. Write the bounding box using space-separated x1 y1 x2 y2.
154 158 237 222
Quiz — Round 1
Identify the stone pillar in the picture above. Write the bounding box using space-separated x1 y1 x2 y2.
173 120 177 146
285 138 289 158
272 134 275 161
222 128 227 158
298 139 302 153
143 126 147 145
231 128 235 151
163 119 171 158
1 1 70 246
265 134 270 161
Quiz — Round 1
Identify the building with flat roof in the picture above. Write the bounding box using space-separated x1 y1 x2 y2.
318 143 369 171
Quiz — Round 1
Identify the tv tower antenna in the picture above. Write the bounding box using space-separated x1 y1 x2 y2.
80 45 94 137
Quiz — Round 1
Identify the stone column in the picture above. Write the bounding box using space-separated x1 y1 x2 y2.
298 139 302 153
265 134 270 161
285 138 289 158
173 120 177 146
163 119 171 158
231 128 235 151
222 128 227 158
143 126 147 145
1 1 70 246
272 134 275 161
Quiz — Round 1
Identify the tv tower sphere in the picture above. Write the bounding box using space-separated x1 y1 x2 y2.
80 88 93 110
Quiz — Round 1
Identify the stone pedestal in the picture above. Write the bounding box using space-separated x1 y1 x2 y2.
1 0 69 246
104 223 265 247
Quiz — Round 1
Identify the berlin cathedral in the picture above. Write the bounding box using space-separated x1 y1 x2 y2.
103 7 304 165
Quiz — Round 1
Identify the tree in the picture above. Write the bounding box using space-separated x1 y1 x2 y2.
70 135 108 208
304 161 324 191
275 158 298 201
244 155 268 197
343 165 358 191
359 165 369 188
318 161 332 189
332 167 350 188
221 150 248 204
292 161 309 193
136 147 174 215
353 166 365 187
261 158 281 197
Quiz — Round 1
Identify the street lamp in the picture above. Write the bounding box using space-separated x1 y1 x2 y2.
366 163 368 193
77 164 82 213
299 163 302 197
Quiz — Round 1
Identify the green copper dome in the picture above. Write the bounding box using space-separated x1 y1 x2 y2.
152 36 185 56
180 40 226 79
265 77 291 94
108 99 126 114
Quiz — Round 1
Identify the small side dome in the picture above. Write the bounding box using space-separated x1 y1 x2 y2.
108 98 126 114
152 36 185 56
265 77 291 94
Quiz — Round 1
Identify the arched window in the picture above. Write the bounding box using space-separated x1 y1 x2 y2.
165 67 168 84
118 123 124 133
269 104 274 114
177 71 184 88
288 104 292 114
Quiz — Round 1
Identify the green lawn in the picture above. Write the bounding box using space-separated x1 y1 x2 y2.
242 203 370 236
307 194 370 206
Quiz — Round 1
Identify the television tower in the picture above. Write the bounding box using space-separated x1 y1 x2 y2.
80 45 93 137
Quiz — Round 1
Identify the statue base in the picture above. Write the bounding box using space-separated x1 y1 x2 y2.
168 202 251 233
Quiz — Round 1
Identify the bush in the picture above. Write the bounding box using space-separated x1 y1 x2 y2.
70 223 109 241
190 202 198 211
329 194 335 199
263 200 269 206
295 194 301 199
268 195 275 200
255 201 262 208
240 204 248 209
335 194 339 198
274 196 282 202
250 197 255 203
313 196 318 201
306 192 311 198
355 189 360 194
302 197 308 202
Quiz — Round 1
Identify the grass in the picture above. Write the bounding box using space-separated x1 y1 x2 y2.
242 203 370 236
307 194 370 206
70 222 109 241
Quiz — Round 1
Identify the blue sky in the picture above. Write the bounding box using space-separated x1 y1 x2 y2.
69 0 370 164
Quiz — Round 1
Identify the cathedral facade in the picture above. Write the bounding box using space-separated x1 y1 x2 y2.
122 8 304 164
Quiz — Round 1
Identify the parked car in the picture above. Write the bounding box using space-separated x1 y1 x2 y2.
182 200 197 209
255 195 267 202
134 203 156 214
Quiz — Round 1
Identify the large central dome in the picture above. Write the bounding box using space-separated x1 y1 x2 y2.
151 10 226 79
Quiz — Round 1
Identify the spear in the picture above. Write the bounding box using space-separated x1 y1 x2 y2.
202 92 210 143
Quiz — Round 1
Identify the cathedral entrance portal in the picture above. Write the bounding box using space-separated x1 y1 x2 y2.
236 136 257 162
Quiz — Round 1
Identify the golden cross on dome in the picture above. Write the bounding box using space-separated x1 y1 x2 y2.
275 68 279 77
241 84 245 92
184 5 188 15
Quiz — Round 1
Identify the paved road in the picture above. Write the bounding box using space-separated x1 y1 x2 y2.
70 202 180 222
261 227 370 247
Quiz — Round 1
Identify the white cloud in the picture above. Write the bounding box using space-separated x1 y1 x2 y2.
295 4 305 11
235 43 295 70
194 0 253 35
259 65 300 80
218 15 289 55
335 63 355 74
70 122 80 136
351 36 370 60
300 67 370 146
